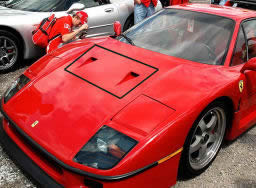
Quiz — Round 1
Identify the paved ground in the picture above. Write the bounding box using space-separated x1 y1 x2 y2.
0 65 255 188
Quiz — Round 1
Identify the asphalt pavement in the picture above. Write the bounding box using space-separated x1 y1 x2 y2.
0 65 255 188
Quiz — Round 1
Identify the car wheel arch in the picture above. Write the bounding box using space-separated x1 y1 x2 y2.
0 25 25 58
194 96 234 135
123 13 134 32
210 96 234 130
178 96 234 179
186 96 234 139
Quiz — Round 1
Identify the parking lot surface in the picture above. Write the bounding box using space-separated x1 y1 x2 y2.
0 66 255 188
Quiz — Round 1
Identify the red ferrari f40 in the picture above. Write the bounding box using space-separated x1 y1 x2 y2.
1 3 256 188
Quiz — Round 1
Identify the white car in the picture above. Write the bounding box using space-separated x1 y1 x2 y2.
0 0 13 6
0 0 162 71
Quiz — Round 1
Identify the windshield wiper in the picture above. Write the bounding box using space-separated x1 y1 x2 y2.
120 34 135 46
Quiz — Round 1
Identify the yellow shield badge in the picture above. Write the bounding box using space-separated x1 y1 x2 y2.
31 120 39 128
239 80 243 93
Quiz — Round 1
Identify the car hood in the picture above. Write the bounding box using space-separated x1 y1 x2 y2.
3 37 238 165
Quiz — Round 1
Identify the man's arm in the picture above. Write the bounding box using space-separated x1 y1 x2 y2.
62 23 88 43
134 0 141 4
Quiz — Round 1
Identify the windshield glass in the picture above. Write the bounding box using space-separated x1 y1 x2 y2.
4 0 66 12
120 9 235 65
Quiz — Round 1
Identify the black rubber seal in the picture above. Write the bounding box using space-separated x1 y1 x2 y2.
0 103 158 181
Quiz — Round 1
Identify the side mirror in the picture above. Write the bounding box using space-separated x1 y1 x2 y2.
241 57 256 74
113 21 121 36
67 3 85 14
224 0 233 6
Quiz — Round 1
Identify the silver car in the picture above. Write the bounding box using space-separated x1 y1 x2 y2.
0 0 162 71
0 0 13 6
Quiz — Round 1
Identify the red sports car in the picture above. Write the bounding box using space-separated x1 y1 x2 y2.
1 4 256 188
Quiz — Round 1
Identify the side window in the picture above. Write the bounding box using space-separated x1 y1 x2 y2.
78 0 109 8
65 0 80 10
231 28 247 66
243 20 256 60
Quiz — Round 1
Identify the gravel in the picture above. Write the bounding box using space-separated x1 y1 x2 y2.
0 66 36 188
0 66 255 188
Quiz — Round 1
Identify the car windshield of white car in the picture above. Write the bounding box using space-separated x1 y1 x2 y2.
120 9 235 65
5 0 66 12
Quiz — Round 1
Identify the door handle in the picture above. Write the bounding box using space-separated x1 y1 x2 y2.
104 8 114 12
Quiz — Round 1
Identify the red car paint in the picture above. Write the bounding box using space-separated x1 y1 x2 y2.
1 4 256 187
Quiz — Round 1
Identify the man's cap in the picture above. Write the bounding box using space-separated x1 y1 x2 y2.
76 11 88 24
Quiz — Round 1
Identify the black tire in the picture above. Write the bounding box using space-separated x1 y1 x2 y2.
178 101 228 179
123 15 134 32
0 30 23 72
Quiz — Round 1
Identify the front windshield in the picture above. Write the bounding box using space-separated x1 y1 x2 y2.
120 9 235 65
4 0 66 12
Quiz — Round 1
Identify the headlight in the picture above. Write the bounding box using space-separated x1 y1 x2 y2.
4 74 30 103
74 126 137 170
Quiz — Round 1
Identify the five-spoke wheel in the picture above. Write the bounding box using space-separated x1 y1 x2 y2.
0 30 21 71
189 107 226 170
179 102 227 178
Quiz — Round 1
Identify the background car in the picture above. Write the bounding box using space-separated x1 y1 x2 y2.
0 0 13 6
0 0 162 72
1 4 256 188
230 0 256 9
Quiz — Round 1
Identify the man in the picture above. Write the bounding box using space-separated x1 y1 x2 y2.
47 11 88 54
169 0 188 5
134 0 158 24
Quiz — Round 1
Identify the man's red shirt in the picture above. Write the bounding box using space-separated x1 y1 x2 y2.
169 0 188 5
141 0 158 7
47 15 73 53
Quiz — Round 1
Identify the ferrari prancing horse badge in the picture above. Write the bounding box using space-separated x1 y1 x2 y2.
239 80 243 93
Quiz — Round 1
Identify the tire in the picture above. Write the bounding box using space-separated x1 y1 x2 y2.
123 16 134 32
0 30 23 72
178 101 227 179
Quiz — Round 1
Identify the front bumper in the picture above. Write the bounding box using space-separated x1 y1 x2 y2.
0 117 63 188
0 108 181 187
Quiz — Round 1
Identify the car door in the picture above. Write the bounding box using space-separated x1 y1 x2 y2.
242 20 256 96
77 0 118 37
230 20 256 115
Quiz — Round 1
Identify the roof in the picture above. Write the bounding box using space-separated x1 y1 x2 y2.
168 4 256 21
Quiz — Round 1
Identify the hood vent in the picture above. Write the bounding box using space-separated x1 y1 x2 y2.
116 72 140 86
65 45 158 99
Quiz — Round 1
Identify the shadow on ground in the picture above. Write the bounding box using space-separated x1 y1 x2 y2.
235 178 256 188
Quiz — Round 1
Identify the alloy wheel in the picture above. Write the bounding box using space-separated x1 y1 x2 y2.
0 36 18 70
189 107 226 170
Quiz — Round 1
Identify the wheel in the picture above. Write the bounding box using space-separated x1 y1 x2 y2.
0 30 22 72
179 102 227 178
123 16 134 32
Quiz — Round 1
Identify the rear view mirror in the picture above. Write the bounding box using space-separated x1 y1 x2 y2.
241 57 256 73
113 21 121 36
67 3 85 14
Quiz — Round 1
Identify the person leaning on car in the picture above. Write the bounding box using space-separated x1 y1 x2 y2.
47 11 88 54
134 0 158 24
